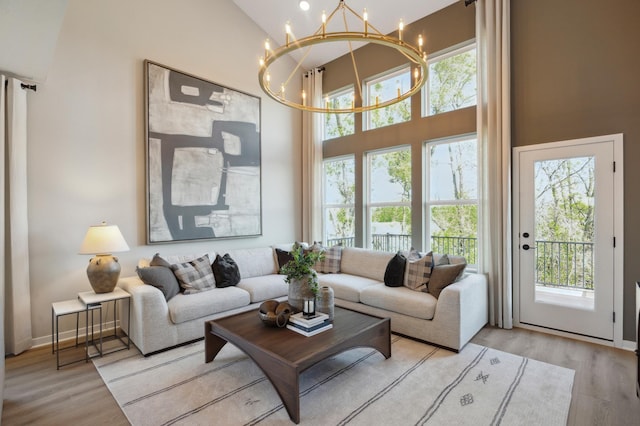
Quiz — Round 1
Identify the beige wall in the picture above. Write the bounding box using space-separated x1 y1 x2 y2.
321 1 476 248
511 0 640 340
25 0 302 343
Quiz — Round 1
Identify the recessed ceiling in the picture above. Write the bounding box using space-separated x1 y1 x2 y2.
232 0 458 69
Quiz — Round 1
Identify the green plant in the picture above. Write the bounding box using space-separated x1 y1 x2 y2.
280 247 324 295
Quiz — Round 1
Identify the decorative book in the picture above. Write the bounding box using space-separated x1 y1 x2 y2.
286 322 333 337
289 312 329 328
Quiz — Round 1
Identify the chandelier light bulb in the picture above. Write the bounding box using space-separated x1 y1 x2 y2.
399 19 404 41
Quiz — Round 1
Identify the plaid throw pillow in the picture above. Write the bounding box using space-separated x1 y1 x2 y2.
170 254 215 294
313 244 343 274
404 251 433 291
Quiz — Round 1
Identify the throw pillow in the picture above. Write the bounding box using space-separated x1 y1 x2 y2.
404 251 433 291
136 265 180 301
170 254 216 294
275 248 294 273
425 262 467 298
313 244 343 274
384 251 406 287
150 252 171 268
212 253 241 288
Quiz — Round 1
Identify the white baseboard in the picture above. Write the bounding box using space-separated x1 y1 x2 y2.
32 320 119 349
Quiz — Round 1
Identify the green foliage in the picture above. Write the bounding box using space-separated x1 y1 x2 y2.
279 247 324 294
534 158 595 289
324 159 355 239
428 49 477 115
324 89 354 140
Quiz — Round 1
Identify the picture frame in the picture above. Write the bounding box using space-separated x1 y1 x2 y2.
144 60 262 243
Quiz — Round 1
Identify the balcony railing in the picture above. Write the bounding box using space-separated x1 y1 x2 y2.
326 234 594 290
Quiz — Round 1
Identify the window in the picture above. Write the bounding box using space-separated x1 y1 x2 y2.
366 147 411 252
323 86 355 140
323 156 355 247
424 42 477 116
365 66 411 131
425 136 478 266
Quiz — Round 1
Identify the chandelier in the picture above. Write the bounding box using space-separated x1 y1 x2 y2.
258 0 428 114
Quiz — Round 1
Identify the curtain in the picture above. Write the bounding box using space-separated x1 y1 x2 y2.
2 76 33 355
476 0 513 328
301 68 324 243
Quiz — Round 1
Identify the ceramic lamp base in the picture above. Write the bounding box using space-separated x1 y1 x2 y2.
86 254 121 293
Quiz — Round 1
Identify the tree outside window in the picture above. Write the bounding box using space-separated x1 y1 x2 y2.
425 44 477 116
323 87 354 140
323 157 355 247
426 137 478 265
366 67 411 131
367 148 412 252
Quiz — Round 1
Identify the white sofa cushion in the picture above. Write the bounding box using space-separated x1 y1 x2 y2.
236 274 288 303
167 287 250 324
340 247 394 281
318 273 380 302
360 284 437 320
227 247 278 278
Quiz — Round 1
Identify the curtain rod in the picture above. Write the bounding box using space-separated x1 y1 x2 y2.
21 83 37 91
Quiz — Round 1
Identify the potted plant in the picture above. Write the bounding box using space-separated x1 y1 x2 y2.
280 246 324 313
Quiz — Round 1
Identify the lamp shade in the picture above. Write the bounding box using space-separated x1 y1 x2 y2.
79 222 130 255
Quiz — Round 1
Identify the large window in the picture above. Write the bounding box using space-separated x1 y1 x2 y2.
323 156 355 247
424 42 477 116
365 66 411 131
425 136 478 266
366 147 412 252
323 86 355 140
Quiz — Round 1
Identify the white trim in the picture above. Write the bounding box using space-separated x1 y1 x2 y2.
33 320 119 349
513 133 624 348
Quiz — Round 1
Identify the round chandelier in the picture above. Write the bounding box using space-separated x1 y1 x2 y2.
258 0 428 114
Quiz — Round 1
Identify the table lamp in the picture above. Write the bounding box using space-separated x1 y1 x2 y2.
79 221 130 293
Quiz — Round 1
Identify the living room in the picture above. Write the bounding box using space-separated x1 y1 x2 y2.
1 0 640 424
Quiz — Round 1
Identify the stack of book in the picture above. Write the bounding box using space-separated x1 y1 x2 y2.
286 312 332 337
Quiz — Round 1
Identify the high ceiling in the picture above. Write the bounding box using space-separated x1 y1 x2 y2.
232 0 458 69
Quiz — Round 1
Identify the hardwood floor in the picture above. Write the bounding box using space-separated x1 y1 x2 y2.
2 326 639 425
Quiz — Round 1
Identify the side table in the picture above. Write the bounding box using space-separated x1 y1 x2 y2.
51 299 101 369
78 287 131 357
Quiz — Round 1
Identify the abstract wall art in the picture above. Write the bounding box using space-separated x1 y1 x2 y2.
145 60 261 243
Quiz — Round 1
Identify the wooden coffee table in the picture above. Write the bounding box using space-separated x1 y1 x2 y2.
205 306 391 424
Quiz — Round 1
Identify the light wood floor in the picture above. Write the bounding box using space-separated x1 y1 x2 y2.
3 326 639 425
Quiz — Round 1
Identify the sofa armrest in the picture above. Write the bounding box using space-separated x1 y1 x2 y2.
118 276 175 354
432 273 488 349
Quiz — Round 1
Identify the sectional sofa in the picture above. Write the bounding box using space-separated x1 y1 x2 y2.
118 245 488 355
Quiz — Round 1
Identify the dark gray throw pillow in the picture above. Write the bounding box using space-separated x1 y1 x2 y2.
275 248 294 273
384 251 407 287
136 265 180 301
212 253 241 288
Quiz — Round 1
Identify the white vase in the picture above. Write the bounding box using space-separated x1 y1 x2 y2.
317 286 335 320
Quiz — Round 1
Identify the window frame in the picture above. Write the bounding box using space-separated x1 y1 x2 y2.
365 146 412 251
424 134 479 269
363 65 412 131
322 155 356 247
323 85 355 141
422 39 477 118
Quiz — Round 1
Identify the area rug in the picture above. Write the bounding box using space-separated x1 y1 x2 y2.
93 336 574 425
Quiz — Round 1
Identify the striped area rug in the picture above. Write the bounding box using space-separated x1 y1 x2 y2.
93 336 574 425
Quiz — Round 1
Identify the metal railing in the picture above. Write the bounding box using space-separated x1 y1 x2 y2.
326 234 594 290
535 240 594 290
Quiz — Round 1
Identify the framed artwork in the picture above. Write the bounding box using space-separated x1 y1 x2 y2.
145 60 262 243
